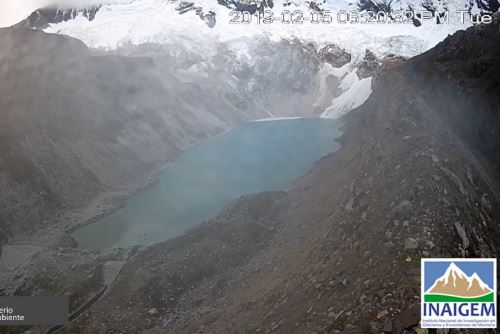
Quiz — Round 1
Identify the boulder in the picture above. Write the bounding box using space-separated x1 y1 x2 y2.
318 44 352 67
454 222 469 249
404 238 419 252
357 49 381 79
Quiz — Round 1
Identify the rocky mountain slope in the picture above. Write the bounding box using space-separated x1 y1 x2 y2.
2 11 497 334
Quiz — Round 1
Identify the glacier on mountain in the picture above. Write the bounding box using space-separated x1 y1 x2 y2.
21 0 495 117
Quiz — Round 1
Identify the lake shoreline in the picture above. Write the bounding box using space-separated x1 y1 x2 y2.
6 117 339 251
72 118 342 249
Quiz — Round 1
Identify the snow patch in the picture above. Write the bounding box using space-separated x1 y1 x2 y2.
321 75 373 119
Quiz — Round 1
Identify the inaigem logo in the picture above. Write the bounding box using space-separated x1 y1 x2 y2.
421 259 497 328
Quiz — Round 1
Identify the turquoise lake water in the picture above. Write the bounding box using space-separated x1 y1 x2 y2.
72 118 341 249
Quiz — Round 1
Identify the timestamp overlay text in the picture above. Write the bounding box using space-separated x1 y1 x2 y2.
229 9 494 25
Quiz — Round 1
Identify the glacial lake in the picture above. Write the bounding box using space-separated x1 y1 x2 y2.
72 118 341 249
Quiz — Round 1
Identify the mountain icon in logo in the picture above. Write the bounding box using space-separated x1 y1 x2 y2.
424 262 494 302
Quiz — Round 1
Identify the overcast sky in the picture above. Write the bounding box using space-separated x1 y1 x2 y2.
0 0 50 27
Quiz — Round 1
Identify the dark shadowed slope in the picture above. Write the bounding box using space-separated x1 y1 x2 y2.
407 22 500 171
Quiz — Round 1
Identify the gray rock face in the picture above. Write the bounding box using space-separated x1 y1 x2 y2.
357 49 381 79
217 0 275 14
175 2 217 28
317 44 352 68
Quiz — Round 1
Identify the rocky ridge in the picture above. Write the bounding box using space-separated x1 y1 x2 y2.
14 6 102 30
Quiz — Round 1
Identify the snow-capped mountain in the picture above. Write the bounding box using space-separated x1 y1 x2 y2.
426 262 492 297
28 0 487 58
10 0 498 120
14 5 102 30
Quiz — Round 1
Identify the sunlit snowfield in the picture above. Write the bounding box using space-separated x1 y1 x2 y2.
45 0 470 58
